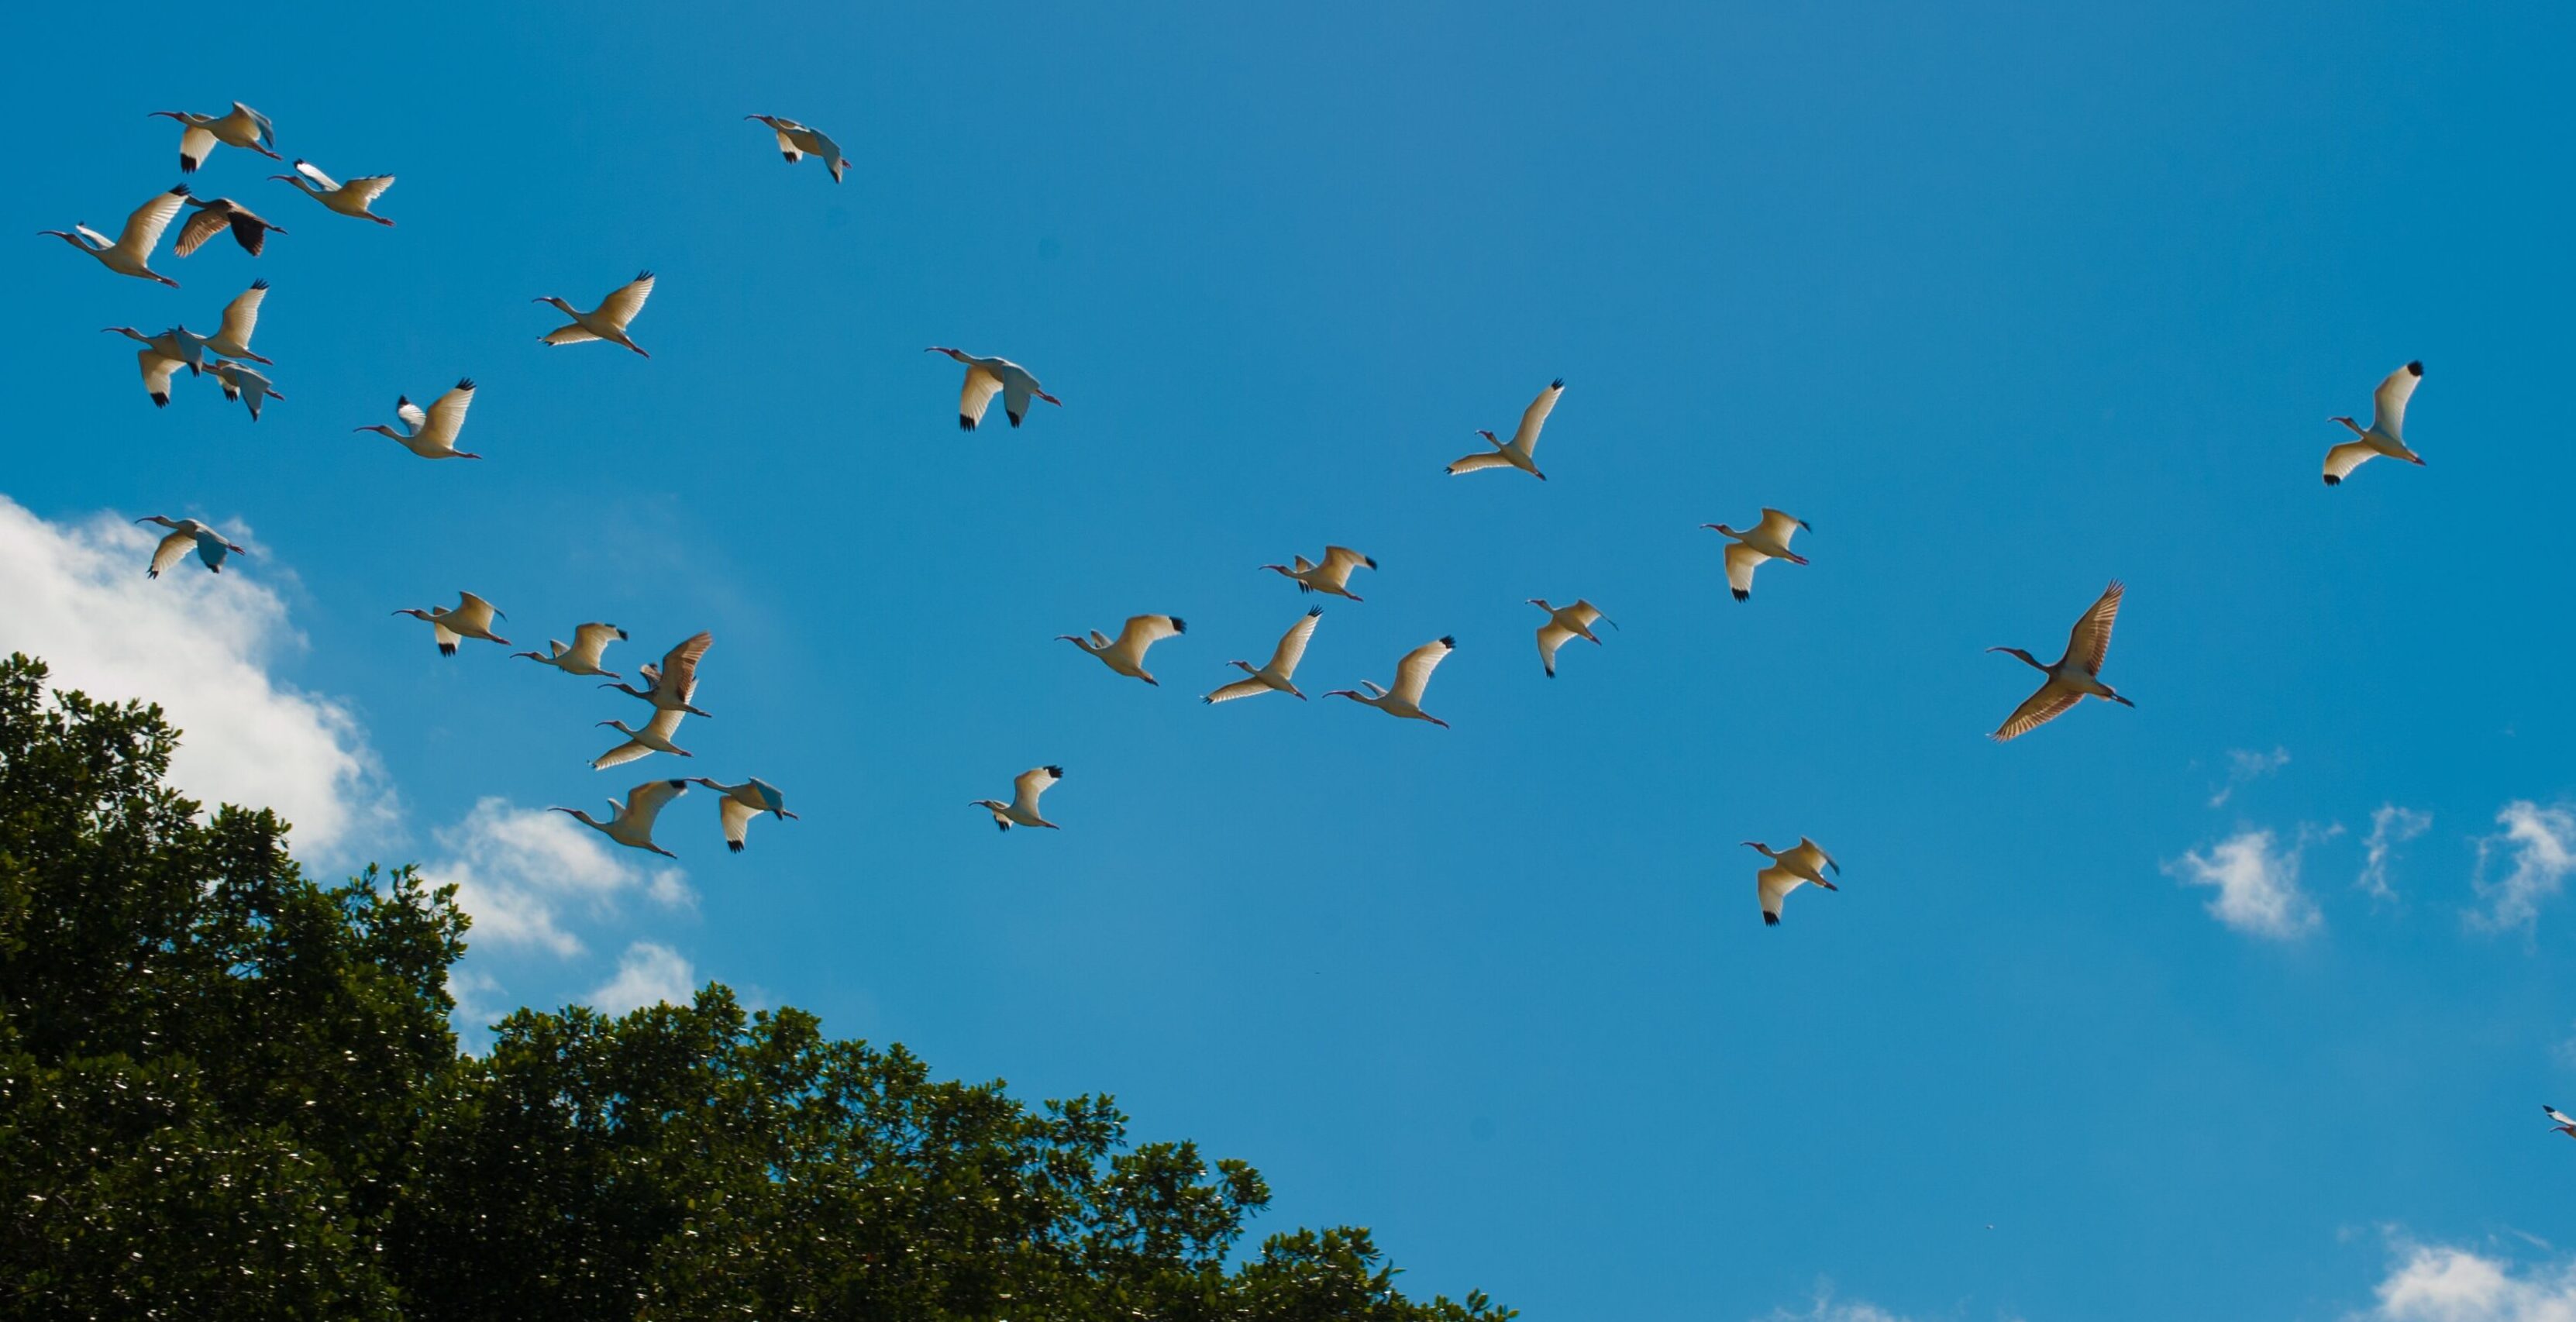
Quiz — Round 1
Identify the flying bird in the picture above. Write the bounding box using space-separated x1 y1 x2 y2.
1260 545 1376 600
197 280 272 363
746 115 852 182
211 361 284 422
356 380 480 459
513 623 629 679
554 779 689 859
1703 509 1811 601
1530 598 1615 676
926 347 1060 430
103 325 205 405
150 102 278 172
394 591 509 655
136 516 243 578
971 766 1064 831
1205 608 1321 704
41 184 190 287
2547 1106 2576 1140
688 777 798 852
174 196 287 257
594 708 691 769
2324 361 2428 485
1988 581 2135 742
1747 839 1841 927
536 271 655 356
271 160 394 225
1059 615 1186 685
1447 379 1563 480
601 631 714 718
1326 636 1456 728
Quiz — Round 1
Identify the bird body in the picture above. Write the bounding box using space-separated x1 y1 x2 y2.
601 631 715 718
272 160 394 224
2324 361 2427 485
1260 546 1375 600
210 361 284 422
746 115 851 182
1327 636 1455 727
514 623 628 678
175 197 287 257
1747 839 1841 926
1059 614 1186 685
356 380 480 459
150 103 278 172
42 185 190 286
536 271 654 356
137 515 243 577
555 779 688 858
1988 581 2135 741
1447 379 1563 480
1206 608 1321 704
2547 1105 2576 1140
394 591 509 655
1703 509 1811 601
104 325 205 405
972 766 1064 831
1530 598 1614 676
594 708 690 769
927 347 1060 430
689 776 798 852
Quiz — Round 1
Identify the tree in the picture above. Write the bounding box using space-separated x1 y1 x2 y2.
0 655 1509 1320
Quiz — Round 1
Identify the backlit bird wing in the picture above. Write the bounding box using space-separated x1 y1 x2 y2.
294 160 341 191
118 187 188 256
1724 541 1766 597
1755 508 1807 549
1797 837 1841 875
1390 637 1454 706
2323 440 2378 484
1012 766 1062 817
178 125 217 170
718 794 756 849
656 631 714 704
139 349 182 401
421 380 476 446
2371 361 2423 439
1320 546 1372 578
1204 677 1270 705
595 271 653 329
624 778 687 830
1758 865 1808 924
1445 450 1514 474
451 591 502 632
569 622 624 666
1511 378 1564 454
959 365 1003 429
592 736 653 770
218 280 267 347
149 529 195 577
1114 614 1184 657
543 324 602 346
344 175 396 205
1536 621 1574 676
2065 580 2124 676
1992 680 2080 742
174 203 230 256
1266 608 1321 676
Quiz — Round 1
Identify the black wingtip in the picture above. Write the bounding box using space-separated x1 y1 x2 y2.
1438 635 1456 647
1762 912 1780 926
438 643 456 656
1306 606 1322 618
2322 474 2340 486
1007 411 1024 428
959 415 976 431
1363 556 1379 569
728 840 744 853
150 393 169 407
1172 618 1187 633
1731 589 1750 601
1044 764 1065 776
1550 377 1565 389
248 277 269 291
170 183 192 197
2406 360 2423 376
636 269 653 281
456 377 476 391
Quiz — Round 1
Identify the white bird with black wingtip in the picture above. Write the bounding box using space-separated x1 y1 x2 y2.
137 515 245 578
1327 636 1456 728
1447 380 1563 480
602 631 714 718
594 708 691 769
536 271 655 357
42 185 191 287
689 777 798 852
972 766 1065 831
394 591 510 656
515 624 629 679
271 160 394 225
927 347 1060 431
556 779 690 859
2323 361 2428 486
150 102 279 173
1747 838 1841 927
1261 546 1376 601
1206 608 1321 704
1059 615 1186 686
1531 599 1614 676
1703 509 1811 601
746 115 852 182
356 380 480 460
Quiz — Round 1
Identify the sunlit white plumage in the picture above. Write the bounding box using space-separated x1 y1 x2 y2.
150 102 278 173
554 778 689 859
1747 838 1841 926
1059 614 1186 685
746 115 851 183
1703 508 1811 601
1446 379 1563 480
356 380 480 459
1530 598 1615 676
211 360 284 422
601 631 715 718
513 622 629 679
40 185 190 287
136 515 243 578
272 160 394 225
536 271 655 356
1259 545 1376 601
175 197 287 257
688 776 798 852
971 766 1065 831
1205 608 1321 704
926 347 1061 430
2323 361 2427 486
1326 636 1455 728
197 280 273 363
103 325 205 406
594 707 691 769
2547 1105 2576 1140
394 590 509 656
1987 581 2135 742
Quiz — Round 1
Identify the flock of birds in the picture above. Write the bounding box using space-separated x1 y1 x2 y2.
49 100 2442 929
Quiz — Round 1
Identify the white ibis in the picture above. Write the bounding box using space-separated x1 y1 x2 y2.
394 591 509 655
1205 608 1321 704
1260 546 1376 600
554 778 688 859
1446 379 1563 480
1748 839 1841 926
1326 636 1455 728
594 708 691 769
601 631 715 718
1703 509 1811 601
971 766 1064 831
1530 598 1615 676
175 197 287 257
514 623 629 678
536 271 654 356
199 280 271 363
356 380 480 460
270 160 394 225
746 115 852 182
211 361 283 422
1059 614 1186 685
136 515 243 578
2547 1106 2576 1140
1989 580 2134 742
2324 361 2427 485
926 347 1060 430
687 777 798 852
41 185 190 287
103 326 205 405
150 102 278 173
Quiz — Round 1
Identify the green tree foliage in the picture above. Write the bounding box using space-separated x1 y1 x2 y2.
0 655 1509 1321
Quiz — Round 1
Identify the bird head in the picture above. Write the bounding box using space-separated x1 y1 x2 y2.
925 346 968 363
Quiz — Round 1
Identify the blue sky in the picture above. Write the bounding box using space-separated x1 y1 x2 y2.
9 2 2576 1317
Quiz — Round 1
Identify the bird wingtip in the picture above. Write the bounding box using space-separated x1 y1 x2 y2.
727 840 744 853
2406 360 2424 376
1762 912 1780 926
1438 635 1456 648
1731 589 1750 601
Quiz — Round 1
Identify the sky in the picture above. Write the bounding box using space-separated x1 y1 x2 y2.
5 2 2575 1317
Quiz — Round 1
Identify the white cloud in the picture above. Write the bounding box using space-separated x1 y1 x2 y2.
2209 745 2291 807
0 497 392 856
2167 828 2324 939
418 797 691 958
2471 802 2576 933
2360 805 2433 901
588 942 697 1014
2362 1240 2576 1321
